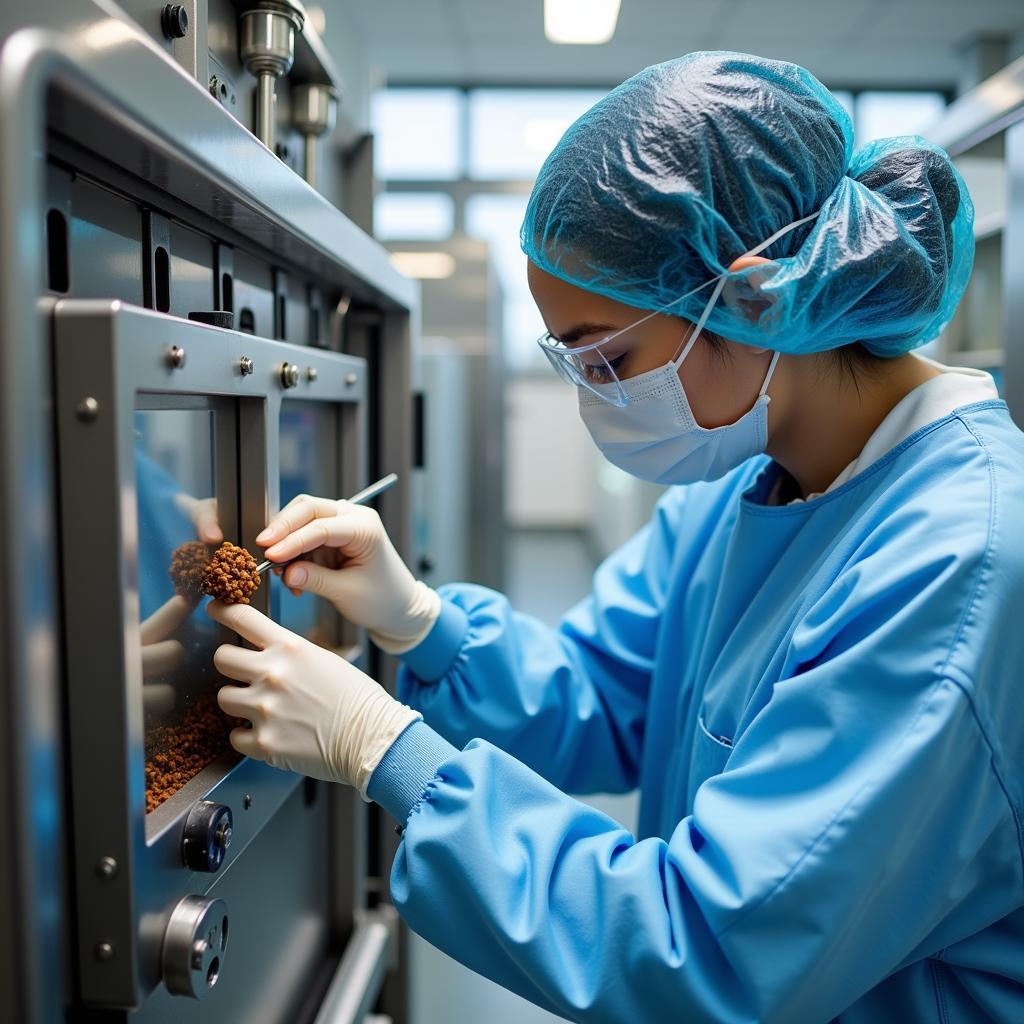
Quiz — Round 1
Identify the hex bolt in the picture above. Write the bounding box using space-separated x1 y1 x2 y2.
168 346 187 370
239 356 254 376
76 397 100 422
96 856 118 879
344 372 358 386
209 75 220 98
94 941 114 961
306 366 318 382
161 4 189 39
280 362 300 389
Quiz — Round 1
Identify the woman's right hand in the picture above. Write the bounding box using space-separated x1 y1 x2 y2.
255 495 439 650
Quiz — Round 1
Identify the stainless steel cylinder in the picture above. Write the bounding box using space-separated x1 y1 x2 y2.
239 2 304 151
161 895 229 999
292 84 337 188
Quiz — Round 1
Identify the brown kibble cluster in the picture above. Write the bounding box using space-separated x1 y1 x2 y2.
145 693 242 812
201 542 261 605
169 540 212 599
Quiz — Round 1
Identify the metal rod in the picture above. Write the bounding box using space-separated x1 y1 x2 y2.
255 71 275 151
303 133 317 188
255 472 399 574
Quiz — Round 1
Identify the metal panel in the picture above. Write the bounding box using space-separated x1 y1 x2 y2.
0 7 417 1021
53 301 367 1007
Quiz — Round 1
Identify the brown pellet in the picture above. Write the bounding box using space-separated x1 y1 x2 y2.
168 540 213 599
201 542 261 605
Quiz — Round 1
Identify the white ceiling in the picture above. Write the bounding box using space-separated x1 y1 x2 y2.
342 0 1024 91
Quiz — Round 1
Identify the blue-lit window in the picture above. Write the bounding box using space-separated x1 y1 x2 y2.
374 192 455 241
855 91 947 145
467 89 606 179
371 88 464 180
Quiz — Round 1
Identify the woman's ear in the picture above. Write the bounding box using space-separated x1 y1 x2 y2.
723 253 777 326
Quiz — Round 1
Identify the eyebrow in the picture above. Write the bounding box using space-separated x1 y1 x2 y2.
555 322 618 344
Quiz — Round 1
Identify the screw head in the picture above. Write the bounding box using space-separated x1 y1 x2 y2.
94 941 114 961
280 363 300 389
306 366 318 382
344 372 358 386
243 793 253 810
168 345 186 369
208 75 220 97
239 356 254 376
96 856 118 879
76 397 100 421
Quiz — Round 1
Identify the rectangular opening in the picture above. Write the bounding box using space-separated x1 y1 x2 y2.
134 396 241 816
46 208 69 293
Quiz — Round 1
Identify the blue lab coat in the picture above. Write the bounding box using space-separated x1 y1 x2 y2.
368 399 1024 1022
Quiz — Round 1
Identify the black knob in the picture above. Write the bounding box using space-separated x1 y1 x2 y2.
161 4 189 39
188 310 235 330
182 801 233 873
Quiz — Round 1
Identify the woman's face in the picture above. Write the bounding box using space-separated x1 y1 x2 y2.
527 261 775 430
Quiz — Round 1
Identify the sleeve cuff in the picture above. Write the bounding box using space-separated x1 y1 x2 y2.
398 598 468 683
367 720 459 822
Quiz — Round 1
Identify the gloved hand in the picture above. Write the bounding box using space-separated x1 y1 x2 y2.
207 600 421 793
255 495 440 654
174 493 224 544
140 594 192 714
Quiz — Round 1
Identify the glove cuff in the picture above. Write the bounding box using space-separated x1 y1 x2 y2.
370 581 442 655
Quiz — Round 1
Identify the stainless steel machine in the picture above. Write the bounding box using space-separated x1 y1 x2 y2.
0 2 420 1021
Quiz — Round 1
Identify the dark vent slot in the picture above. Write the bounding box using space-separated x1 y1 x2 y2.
46 209 69 293
221 272 233 313
154 246 170 313
239 307 255 334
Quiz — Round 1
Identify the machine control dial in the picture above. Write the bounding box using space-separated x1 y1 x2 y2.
182 801 233 873
162 895 229 999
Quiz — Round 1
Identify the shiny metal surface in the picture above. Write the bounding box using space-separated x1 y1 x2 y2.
0 3 417 1020
161 895 229 999
312 908 397 1024
240 2 303 150
293 82 337 187
929 54 1024 155
53 302 367 1008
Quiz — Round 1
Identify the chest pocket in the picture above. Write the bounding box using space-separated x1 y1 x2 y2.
685 714 735 811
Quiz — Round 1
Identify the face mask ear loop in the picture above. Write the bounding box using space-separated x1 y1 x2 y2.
758 350 782 398
671 275 728 370
665 210 823 373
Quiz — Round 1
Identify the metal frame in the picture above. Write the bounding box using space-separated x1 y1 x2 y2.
53 300 369 1008
0 6 418 1021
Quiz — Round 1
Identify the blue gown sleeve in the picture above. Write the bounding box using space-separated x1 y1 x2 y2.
395 487 695 795
384 511 1022 1023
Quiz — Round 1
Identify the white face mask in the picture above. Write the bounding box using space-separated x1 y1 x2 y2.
577 213 815 485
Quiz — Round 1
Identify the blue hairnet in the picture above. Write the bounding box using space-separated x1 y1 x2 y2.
521 52 974 357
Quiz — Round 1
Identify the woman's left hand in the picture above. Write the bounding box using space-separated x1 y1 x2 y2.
206 601 420 793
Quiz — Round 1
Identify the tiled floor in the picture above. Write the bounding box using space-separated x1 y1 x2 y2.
409 530 638 1024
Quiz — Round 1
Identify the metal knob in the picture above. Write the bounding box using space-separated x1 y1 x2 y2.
161 4 189 39
239 2 304 152
292 84 338 188
280 362 300 388
182 801 233 873
162 895 229 999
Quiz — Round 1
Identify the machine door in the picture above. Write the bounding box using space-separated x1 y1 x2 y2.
54 300 392 1019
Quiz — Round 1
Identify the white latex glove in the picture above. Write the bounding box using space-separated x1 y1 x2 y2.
174 493 224 544
207 600 420 794
140 594 192 713
255 495 440 654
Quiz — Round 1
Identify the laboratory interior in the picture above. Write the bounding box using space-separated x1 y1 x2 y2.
3 1 1024 1022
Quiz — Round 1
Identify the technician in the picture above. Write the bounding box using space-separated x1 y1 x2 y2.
208 52 1024 1023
